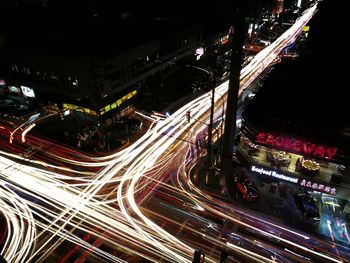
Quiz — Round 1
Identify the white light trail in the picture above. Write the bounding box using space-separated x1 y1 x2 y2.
0 4 326 263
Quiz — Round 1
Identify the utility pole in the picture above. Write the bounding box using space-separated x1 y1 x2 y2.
125 123 130 144
218 97 225 164
220 0 246 190
206 74 215 185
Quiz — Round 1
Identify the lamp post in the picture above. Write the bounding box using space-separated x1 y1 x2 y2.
205 74 216 185
187 64 227 187
207 84 227 186
186 64 214 186
125 123 130 144
216 91 226 166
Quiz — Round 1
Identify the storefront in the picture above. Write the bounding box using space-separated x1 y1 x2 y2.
0 79 36 116
235 9 350 241
237 119 348 200
237 120 350 244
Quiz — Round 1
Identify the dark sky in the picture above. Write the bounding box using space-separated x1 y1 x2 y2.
244 0 348 145
0 0 274 32
0 0 274 56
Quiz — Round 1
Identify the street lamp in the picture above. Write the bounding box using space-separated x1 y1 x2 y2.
185 64 227 187
206 80 227 187
186 64 227 187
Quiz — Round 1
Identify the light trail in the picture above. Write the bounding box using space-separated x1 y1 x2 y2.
0 182 36 263
0 4 330 263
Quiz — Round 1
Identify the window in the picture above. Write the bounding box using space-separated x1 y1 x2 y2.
110 70 121 81
11 64 18 72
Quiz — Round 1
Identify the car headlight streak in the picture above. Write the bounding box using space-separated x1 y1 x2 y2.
0 5 323 263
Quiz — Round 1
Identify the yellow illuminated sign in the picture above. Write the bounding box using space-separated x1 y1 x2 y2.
64 89 138 116
101 89 138 114
63 103 92 115
303 26 310 38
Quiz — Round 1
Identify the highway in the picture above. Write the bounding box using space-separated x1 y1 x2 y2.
1 3 347 263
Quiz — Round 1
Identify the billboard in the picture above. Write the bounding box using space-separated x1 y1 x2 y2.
21 85 35 98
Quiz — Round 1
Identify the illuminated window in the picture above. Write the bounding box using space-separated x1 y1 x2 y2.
63 103 96 116
98 89 139 115
303 26 310 32
105 105 111 112
72 77 79 86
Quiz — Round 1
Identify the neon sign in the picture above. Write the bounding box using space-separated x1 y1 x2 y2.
251 165 299 183
251 165 337 195
256 132 337 160
21 85 35 98
300 179 336 195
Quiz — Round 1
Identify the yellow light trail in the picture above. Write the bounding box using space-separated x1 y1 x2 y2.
0 4 324 263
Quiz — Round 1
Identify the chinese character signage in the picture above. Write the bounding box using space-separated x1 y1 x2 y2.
300 179 336 195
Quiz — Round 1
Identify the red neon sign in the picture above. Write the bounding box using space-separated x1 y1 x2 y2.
256 132 337 160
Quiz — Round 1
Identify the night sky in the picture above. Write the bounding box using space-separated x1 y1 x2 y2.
243 0 348 148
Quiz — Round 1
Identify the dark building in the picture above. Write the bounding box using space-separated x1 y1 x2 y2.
0 0 287 117
0 3 203 116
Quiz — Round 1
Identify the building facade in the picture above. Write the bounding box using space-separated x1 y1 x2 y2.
238 118 349 199
0 25 201 117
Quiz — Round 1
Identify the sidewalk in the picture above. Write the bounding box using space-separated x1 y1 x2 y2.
189 156 286 223
189 155 350 247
